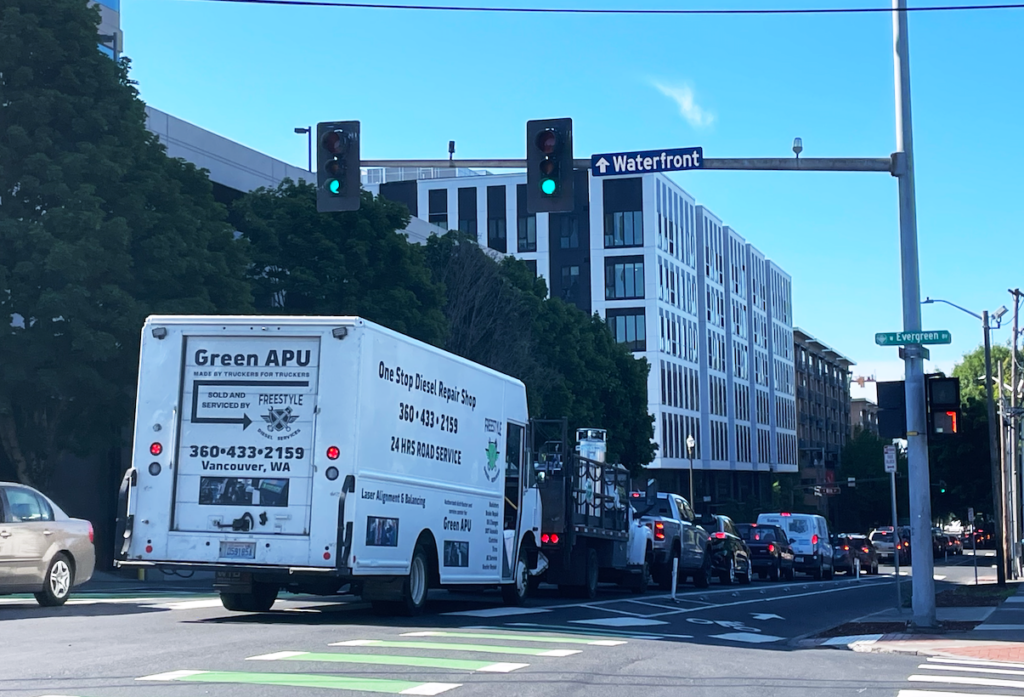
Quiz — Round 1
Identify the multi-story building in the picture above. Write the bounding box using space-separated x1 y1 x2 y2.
366 169 798 509
851 398 879 436
793 328 854 517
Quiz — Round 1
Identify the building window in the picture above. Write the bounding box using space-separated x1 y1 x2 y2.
607 308 646 352
604 211 643 247
428 189 448 229
486 185 507 253
524 259 537 277
516 184 536 252
605 256 644 300
561 265 580 303
552 213 579 249
458 187 477 236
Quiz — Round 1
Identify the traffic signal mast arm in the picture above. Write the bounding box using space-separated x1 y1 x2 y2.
360 157 896 173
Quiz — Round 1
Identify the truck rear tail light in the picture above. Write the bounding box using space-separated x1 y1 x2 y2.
812 534 819 545
842 545 849 551
88 523 94 544
862 547 870 553
326 446 340 460
711 532 726 540
654 521 665 540
540 533 559 544
149 442 163 456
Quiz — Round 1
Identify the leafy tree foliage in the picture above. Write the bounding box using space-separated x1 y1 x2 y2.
233 182 447 348
0 0 251 488
837 429 910 532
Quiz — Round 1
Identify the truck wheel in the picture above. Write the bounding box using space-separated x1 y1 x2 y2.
692 550 711 588
220 582 278 612
398 544 430 615
501 548 530 606
630 549 651 595
581 548 599 599
657 549 679 591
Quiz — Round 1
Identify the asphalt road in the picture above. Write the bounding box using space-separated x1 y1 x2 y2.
0 557 993 697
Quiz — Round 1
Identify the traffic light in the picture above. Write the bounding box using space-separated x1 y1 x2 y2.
316 121 360 212
939 480 947 493
927 376 961 436
877 380 907 439
526 118 574 214
848 477 856 488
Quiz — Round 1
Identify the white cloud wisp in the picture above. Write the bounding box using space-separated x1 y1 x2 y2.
650 80 715 128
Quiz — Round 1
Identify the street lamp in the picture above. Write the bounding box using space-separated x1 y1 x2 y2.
922 296 1009 585
686 434 696 510
294 126 312 172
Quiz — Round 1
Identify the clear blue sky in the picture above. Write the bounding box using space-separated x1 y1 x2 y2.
122 0 1023 381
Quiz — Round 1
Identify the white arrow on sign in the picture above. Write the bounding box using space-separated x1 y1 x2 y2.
750 613 784 621
594 157 610 174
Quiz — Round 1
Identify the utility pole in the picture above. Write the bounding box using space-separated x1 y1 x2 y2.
984 310 1007 585
892 0 936 627
999 359 1014 578
1011 287 1022 577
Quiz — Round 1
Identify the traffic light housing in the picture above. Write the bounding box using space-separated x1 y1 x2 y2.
927 376 961 436
316 121 360 212
526 118 574 214
939 479 947 493
877 380 907 439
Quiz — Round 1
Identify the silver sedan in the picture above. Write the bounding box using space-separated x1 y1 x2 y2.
0 482 95 606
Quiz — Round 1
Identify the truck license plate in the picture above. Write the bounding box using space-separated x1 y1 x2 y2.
219 541 256 560
795 556 804 563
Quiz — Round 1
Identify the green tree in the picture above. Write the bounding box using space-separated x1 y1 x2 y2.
233 182 446 347
837 429 910 532
0 0 251 488
953 343 1014 403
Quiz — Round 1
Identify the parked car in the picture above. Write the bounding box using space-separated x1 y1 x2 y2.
869 527 909 565
757 512 834 580
944 534 963 556
736 523 794 581
0 482 95 606
630 492 711 589
832 533 879 575
698 514 752 585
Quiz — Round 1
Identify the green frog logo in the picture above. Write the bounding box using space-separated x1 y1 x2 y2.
484 439 501 483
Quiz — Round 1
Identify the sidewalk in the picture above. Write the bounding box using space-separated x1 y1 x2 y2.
79 567 216 594
799 581 1024 662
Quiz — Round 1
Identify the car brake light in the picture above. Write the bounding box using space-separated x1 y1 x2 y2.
842 545 849 551
768 543 775 553
781 512 791 516
88 523 94 544
712 532 727 539
862 547 870 553
812 534 819 545
149 442 163 456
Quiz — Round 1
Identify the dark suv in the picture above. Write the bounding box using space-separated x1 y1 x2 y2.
736 523 794 581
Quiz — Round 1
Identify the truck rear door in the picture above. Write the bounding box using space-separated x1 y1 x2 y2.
172 335 321 546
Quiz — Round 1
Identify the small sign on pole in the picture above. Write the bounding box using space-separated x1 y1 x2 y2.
884 445 897 473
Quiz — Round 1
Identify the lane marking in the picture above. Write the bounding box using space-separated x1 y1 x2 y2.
330 639 580 657
927 657 1024 670
443 607 550 618
710 632 784 644
919 664 1024 678
822 634 883 646
247 650 528 672
898 691 1019 697
500 623 682 639
401 631 625 646
974 624 1024 631
144 599 225 610
138 669 461 694
909 674 1024 689
569 617 667 627
1004 596 1024 603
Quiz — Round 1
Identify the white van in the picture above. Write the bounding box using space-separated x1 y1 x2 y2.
756 512 833 580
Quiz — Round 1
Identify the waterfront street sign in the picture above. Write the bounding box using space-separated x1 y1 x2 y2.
591 147 704 177
875 330 952 346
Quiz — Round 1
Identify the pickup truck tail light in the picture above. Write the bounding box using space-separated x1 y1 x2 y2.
711 532 726 540
654 521 665 540
541 533 560 544
768 543 775 553
862 546 870 553
842 545 849 551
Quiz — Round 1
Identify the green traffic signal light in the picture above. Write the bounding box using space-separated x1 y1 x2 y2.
328 179 341 195
541 179 557 195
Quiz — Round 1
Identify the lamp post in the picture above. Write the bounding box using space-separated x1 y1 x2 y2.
922 297 1009 585
294 126 312 172
686 434 696 510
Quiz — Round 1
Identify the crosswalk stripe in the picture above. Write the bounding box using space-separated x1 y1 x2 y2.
137 669 461 694
909 674 1024 689
901 687 1019 691
500 622 665 639
247 650 527 673
919 663 1024 678
330 640 580 657
927 657 1024 670
400 631 625 646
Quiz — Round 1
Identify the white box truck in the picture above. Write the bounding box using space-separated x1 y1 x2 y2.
115 315 542 613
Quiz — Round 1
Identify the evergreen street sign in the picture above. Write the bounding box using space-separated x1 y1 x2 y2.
875 330 951 346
